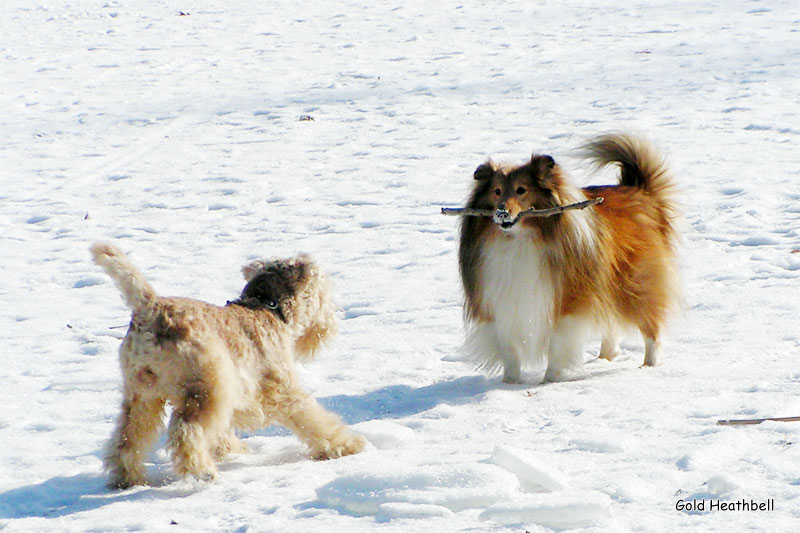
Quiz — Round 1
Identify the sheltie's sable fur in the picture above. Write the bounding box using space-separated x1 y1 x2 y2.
91 242 365 489
459 133 681 383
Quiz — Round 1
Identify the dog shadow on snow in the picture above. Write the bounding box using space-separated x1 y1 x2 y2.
321 373 498 424
0 470 198 520
0 374 501 520
244 374 500 439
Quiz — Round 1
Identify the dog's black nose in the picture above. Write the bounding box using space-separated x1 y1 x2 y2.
493 209 513 225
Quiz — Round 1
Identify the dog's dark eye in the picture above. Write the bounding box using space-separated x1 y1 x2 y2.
494 188 502 196
267 300 279 310
516 187 526 195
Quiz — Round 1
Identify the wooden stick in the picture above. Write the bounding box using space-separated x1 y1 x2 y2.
717 416 800 426
441 197 603 218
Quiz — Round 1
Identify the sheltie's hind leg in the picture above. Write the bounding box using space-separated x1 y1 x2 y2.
643 336 661 367
599 331 621 361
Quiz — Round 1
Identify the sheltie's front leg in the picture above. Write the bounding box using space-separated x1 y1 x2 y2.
464 321 523 384
544 316 590 382
500 348 522 384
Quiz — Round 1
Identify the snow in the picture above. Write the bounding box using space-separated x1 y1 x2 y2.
1 0 800 531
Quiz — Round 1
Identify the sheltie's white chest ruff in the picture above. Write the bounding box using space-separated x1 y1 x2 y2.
478 232 555 362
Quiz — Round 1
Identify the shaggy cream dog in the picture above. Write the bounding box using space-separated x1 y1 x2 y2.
91 242 365 489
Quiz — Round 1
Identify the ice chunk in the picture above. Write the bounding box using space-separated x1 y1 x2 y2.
377 502 453 519
489 445 569 492
479 491 611 528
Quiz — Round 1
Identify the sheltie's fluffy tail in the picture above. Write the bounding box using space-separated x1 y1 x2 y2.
580 132 677 203
90 242 157 312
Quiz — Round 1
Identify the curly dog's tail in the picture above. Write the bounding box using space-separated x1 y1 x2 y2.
580 132 677 201
579 132 679 240
90 242 158 312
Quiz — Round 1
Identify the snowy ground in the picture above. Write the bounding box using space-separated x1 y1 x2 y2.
2 0 799 531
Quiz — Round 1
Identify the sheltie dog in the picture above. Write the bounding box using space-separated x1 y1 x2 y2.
458 133 680 383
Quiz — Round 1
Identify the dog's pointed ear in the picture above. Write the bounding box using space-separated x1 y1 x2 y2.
530 154 557 190
473 160 495 181
241 260 268 282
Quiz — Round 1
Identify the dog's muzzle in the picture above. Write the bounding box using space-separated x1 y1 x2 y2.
493 209 516 230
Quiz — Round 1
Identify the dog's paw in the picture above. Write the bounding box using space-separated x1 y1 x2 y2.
339 433 367 457
212 436 249 460
172 452 219 483
195 471 217 483
312 432 367 460
598 350 620 362
104 459 148 490
542 367 586 383
229 439 250 454
106 473 147 490
106 478 133 491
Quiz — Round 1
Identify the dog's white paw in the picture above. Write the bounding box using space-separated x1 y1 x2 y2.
542 366 586 383
598 350 620 361
501 362 522 384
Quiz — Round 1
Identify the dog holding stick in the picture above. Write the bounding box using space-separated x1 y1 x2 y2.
456 133 681 383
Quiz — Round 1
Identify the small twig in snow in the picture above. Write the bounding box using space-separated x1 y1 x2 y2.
717 416 800 426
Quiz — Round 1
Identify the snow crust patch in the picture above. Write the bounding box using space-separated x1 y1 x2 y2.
353 420 416 449
313 463 519 516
